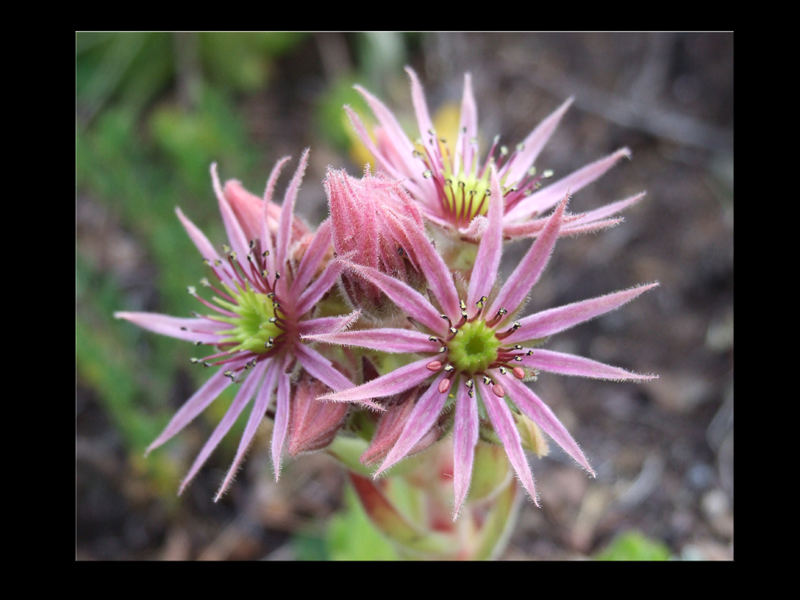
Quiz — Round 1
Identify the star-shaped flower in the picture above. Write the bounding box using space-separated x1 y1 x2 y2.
116 151 376 500
346 67 643 242
305 166 657 517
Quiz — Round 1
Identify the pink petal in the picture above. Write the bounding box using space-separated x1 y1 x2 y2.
477 379 539 506
521 348 658 381
271 366 292 481
341 261 449 337
503 375 594 476
399 216 460 323
488 196 567 320
289 219 331 297
567 192 645 226
175 208 236 289
297 311 361 336
405 67 438 162
351 85 417 171
210 163 250 269
295 258 346 317
505 282 659 345
558 218 623 237
504 147 631 223
275 149 309 269
260 156 292 275
455 72 478 176
114 312 225 344
452 383 478 519
467 165 504 311
319 355 434 406
146 365 236 455
303 327 439 354
214 359 277 500
178 360 267 494
375 373 448 476
502 97 573 185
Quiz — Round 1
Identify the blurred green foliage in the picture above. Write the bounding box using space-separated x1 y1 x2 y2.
594 531 672 561
325 485 399 560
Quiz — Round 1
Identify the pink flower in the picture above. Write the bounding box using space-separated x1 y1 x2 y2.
324 167 425 309
116 151 377 501
306 167 657 517
346 67 643 242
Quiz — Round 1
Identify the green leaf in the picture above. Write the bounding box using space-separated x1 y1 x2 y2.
326 485 399 561
595 531 672 561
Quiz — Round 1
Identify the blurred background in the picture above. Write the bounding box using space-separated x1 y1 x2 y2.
76 32 733 560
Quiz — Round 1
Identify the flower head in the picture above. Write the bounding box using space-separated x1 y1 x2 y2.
347 67 644 241
116 151 378 500
324 167 425 310
306 167 657 517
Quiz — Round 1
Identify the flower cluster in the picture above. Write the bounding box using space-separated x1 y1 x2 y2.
117 68 657 517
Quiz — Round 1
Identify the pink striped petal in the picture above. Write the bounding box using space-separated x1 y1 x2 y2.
297 310 361 336
114 312 225 344
275 149 309 269
271 366 292 481
295 258 346 317
455 72 478 176
467 166 504 310
341 261 449 337
214 359 276 500
452 383 479 519
400 216 460 322
210 163 250 268
505 282 659 345
293 344 351 392
178 361 266 494
478 379 539 506
489 196 566 319
503 375 594 476
260 156 292 275
567 192 645 226
521 348 658 381
405 67 438 160
175 208 236 289
375 373 448 476
289 219 331 298
146 365 236 455
304 327 439 354
504 147 631 223
319 355 434 405
503 97 573 185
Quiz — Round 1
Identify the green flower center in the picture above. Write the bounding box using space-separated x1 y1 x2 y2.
215 285 284 353
443 168 492 221
448 320 500 375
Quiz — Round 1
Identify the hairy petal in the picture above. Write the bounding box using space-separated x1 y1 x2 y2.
214 360 276 501
276 149 309 269
452 384 479 519
405 67 438 162
179 361 266 494
568 192 645 226
478 379 539 506
304 328 439 354
271 365 292 481
503 375 594 476
297 311 361 337
291 219 332 297
504 148 631 223
489 196 566 320
259 156 292 274
146 365 238 455
295 258 346 316
175 208 237 289
505 282 659 344
467 166 504 311
114 312 225 344
455 72 478 176
521 348 658 381
341 261 449 337
502 97 573 185
319 356 434 405
211 163 250 268
375 373 448 476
